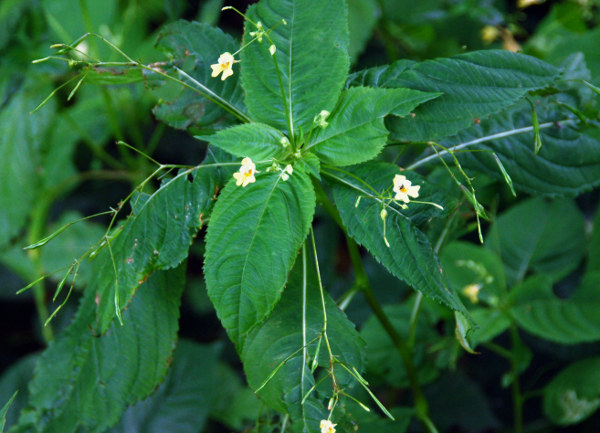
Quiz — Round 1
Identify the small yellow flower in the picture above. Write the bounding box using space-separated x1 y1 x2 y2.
462 284 482 304
518 0 544 8
269 44 277 56
393 175 420 203
481 26 500 44
233 157 258 187
320 419 336 433
281 164 293 181
210 52 238 81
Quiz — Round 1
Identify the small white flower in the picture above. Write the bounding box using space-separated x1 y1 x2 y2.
233 157 259 187
315 110 330 128
393 174 420 203
280 136 290 147
269 44 277 55
320 419 336 433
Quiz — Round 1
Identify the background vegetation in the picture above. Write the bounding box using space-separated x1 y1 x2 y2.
1 0 599 432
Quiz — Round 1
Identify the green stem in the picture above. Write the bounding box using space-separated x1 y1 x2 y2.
313 181 437 433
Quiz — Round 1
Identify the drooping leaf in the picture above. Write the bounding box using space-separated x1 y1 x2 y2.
350 50 561 141
13 267 185 433
205 167 316 351
306 87 441 166
93 165 218 332
204 122 290 160
485 197 586 287
509 272 600 344
107 340 222 433
153 20 244 131
543 357 600 425
241 0 349 134
328 163 467 314
451 103 600 197
242 256 365 429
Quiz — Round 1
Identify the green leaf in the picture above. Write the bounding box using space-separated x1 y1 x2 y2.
354 50 561 141
242 257 365 423
1 392 17 432
0 78 55 249
204 122 289 160
153 20 244 131
509 272 600 344
205 167 316 351
441 241 507 306
485 197 586 287
241 0 349 134
544 357 600 425
452 103 600 196
307 87 441 166
93 166 217 332
13 267 185 433
328 163 468 314
107 340 222 433
467 309 511 348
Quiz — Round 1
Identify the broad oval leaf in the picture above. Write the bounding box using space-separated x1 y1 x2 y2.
153 20 244 132
452 104 600 197
306 87 441 166
94 165 218 332
12 267 185 433
241 0 349 134
204 122 290 161
485 197 586 287
204 167 316 351
351 50 561 141
509 272 600 344
544 357 600 425
328 162 468 314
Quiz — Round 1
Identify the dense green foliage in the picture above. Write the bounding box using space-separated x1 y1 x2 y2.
1 1 600 432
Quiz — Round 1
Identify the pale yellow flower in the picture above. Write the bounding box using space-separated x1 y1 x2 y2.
233 157 258 187
462 284 482 304
315 110 330 128
393 175 420 203
269 44 277 56
481 26 500 44
320 419 336 433
211 52 238 81
518 0 544 8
